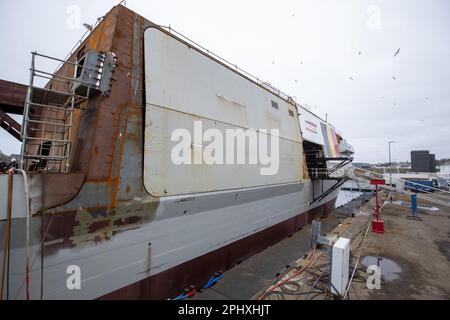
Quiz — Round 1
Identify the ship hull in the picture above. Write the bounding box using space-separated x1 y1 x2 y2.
100 194 336 300
3 179 338 300
0 6 344 300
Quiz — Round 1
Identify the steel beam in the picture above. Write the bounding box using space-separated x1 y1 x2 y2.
0 109 22 141
0 79 27 115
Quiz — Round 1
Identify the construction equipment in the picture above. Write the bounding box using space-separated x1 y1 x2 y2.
19 51 116 173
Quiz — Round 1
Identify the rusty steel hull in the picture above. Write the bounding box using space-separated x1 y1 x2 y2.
0 5 344 300
3 179 338 300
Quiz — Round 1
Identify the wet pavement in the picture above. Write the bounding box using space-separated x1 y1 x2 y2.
193 211 349 300
193 191 450 300
351 192 450 299
361 256 402 281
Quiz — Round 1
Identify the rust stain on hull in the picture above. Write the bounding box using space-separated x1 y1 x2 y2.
99 198 336 300
42 200 159 254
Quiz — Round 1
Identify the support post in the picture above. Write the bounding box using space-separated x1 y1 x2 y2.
370 179 385 234
407 193 422 220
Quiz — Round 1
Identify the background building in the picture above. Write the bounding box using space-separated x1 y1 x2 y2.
411 150 436 172
439 160 450 173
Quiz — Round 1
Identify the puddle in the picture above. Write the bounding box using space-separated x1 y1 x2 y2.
421 206 439 212
361 256 402 281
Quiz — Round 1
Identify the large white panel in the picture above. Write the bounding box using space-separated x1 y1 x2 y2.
143 28 303 196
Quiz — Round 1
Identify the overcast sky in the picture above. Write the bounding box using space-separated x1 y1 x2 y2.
0 0 449 163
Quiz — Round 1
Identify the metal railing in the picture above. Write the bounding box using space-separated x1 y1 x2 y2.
351 167 450 206
159 25 331 125
20 52 97 173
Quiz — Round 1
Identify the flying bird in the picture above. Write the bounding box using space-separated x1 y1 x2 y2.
394 48 400 57
349 76 354 80
392 76 397 80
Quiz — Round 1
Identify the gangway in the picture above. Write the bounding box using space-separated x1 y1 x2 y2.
308 155 353 205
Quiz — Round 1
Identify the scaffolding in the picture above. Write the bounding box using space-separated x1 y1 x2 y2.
19 51 104 173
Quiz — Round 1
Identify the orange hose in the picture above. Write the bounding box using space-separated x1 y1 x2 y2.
258 247 316 300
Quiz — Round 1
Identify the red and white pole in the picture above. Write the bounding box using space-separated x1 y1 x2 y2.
370 179 385 234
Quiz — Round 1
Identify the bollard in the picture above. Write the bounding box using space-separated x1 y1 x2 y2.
411 193 417 215
407 193 421 220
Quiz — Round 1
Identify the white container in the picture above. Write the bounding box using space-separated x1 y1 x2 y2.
331 237 350 296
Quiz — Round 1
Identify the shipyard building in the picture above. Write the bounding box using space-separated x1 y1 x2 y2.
411 150 436 173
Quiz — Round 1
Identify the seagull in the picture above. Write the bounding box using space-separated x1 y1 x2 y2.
349 76 354 80
394 48 400 57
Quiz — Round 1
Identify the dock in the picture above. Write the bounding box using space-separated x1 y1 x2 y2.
192 190 450 300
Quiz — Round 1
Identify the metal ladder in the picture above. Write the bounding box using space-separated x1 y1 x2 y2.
19 52 98 173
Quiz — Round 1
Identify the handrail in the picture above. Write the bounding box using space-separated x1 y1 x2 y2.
352 167 450 202
400 179 450 199
53 15 105 73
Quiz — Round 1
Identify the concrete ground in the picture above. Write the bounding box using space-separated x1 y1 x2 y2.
193 190 450 300
192 195 375 300
350 192 450 300
192 209 350 300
